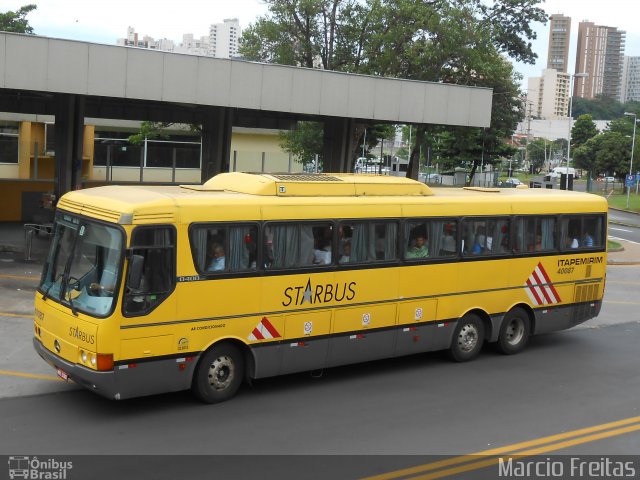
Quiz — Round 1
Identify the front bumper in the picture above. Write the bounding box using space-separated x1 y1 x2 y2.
33 337 118 399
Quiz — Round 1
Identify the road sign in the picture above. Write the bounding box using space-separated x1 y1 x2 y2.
626 175 635 188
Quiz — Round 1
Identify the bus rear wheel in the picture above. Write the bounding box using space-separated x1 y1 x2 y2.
192 343 244 404
496 307 530 355
449 313 485 362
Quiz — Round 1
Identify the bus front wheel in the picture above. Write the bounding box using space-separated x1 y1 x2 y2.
192 343 244 404
449 313 485 362
496 307 530 355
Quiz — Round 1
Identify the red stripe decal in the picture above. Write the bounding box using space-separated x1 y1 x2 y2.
531 269 553 304
261 317 281 338
252 328 264 340
526 279 543 305
537 263 561 302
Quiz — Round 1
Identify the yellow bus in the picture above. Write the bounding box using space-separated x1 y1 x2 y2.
33 173 608 403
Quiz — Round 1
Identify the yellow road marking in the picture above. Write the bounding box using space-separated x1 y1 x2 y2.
0 369 62 382
0 312 32 318
407 424 640 480
364 415 640 480
603 300 640 305
0 274 39 281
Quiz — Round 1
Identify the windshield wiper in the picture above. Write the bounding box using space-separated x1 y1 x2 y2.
41 273 64 302
68 296 79 316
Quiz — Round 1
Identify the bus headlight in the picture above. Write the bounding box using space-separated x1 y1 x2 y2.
81 351 87 363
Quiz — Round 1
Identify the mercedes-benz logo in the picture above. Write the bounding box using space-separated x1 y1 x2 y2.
54 339 61 353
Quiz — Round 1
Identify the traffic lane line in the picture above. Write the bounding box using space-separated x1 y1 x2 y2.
0 369 62 382
363 415 640 480
404 424 640 480
0 312 33 318
0 274 39 281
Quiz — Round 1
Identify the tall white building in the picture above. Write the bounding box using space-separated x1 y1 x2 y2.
175 34 210 56
527 69 571 120
209 18 241 58
621 56 640 103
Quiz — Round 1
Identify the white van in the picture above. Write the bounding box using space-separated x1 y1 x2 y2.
549 167 577 179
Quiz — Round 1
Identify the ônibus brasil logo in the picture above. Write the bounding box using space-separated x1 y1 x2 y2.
8 456 73 479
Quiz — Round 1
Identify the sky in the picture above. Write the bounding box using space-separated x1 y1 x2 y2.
3 0 639 90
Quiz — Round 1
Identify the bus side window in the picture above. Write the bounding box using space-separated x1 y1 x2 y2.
124 226 175 316
348 221 397 263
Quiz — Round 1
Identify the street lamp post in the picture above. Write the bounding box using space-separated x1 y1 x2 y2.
624 112 637 209
566 73 588 190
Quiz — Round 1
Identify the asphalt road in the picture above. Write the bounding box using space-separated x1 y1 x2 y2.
1 322 639 479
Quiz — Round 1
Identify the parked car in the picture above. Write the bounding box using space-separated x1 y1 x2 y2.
424 173 441 184
604 176 615 182
500 178 523 188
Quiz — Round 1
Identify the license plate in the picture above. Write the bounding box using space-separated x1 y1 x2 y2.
56 368 69 381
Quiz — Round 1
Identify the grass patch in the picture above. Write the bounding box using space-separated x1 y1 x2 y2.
600 192 640 213
608 240 622 251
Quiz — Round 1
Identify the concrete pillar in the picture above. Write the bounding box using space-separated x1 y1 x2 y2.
323 117 357 173
54 94 85 199
201 106 233 183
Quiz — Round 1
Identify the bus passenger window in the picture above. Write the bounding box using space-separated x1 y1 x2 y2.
124 226 175 316
560 215 603 250
265 223 322 269
463 218 510 256
439 221 458 257
346 221 397 263
191 224 258 273
404 222 429 259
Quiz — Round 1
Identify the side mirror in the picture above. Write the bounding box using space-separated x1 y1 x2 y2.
127 254 144 290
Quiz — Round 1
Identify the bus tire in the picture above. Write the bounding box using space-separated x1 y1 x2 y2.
496 307 530 355
192 343 244 404
448 313 485 362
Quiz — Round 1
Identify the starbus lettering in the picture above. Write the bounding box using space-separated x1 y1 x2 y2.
68 326 95 345
282 278 356 306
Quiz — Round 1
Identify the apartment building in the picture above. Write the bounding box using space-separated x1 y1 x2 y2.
621 56 640 103
209 18 241 59
527 69 571 119
547 14 571 73
574 21 626 100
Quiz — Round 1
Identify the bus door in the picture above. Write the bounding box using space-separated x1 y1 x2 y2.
119 225 178 393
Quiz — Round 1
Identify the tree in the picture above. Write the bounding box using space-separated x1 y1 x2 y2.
128 121 201 145
595 131 631 178
0 4 36 33
571 114 598 152
240 0 547 177
525 138 547 174
573 136 600 175
278 121 324 168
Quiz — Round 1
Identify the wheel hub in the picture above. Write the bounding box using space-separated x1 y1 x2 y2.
458 324 478 352
505 318 524 345
208 355 235 391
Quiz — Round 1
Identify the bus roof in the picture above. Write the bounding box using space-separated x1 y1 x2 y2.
57 173 608 224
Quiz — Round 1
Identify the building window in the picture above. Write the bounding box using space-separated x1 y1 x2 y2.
0 122 19 164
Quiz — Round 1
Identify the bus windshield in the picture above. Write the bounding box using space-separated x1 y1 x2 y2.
39 213 124 317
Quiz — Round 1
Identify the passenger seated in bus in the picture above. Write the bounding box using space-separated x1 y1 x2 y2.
339 242 351 263
530 234 543 252
582 231 594 247
565 232 580 249
406 235 429 258
207 244 226 271
313 238 332 265
472 234 485 254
